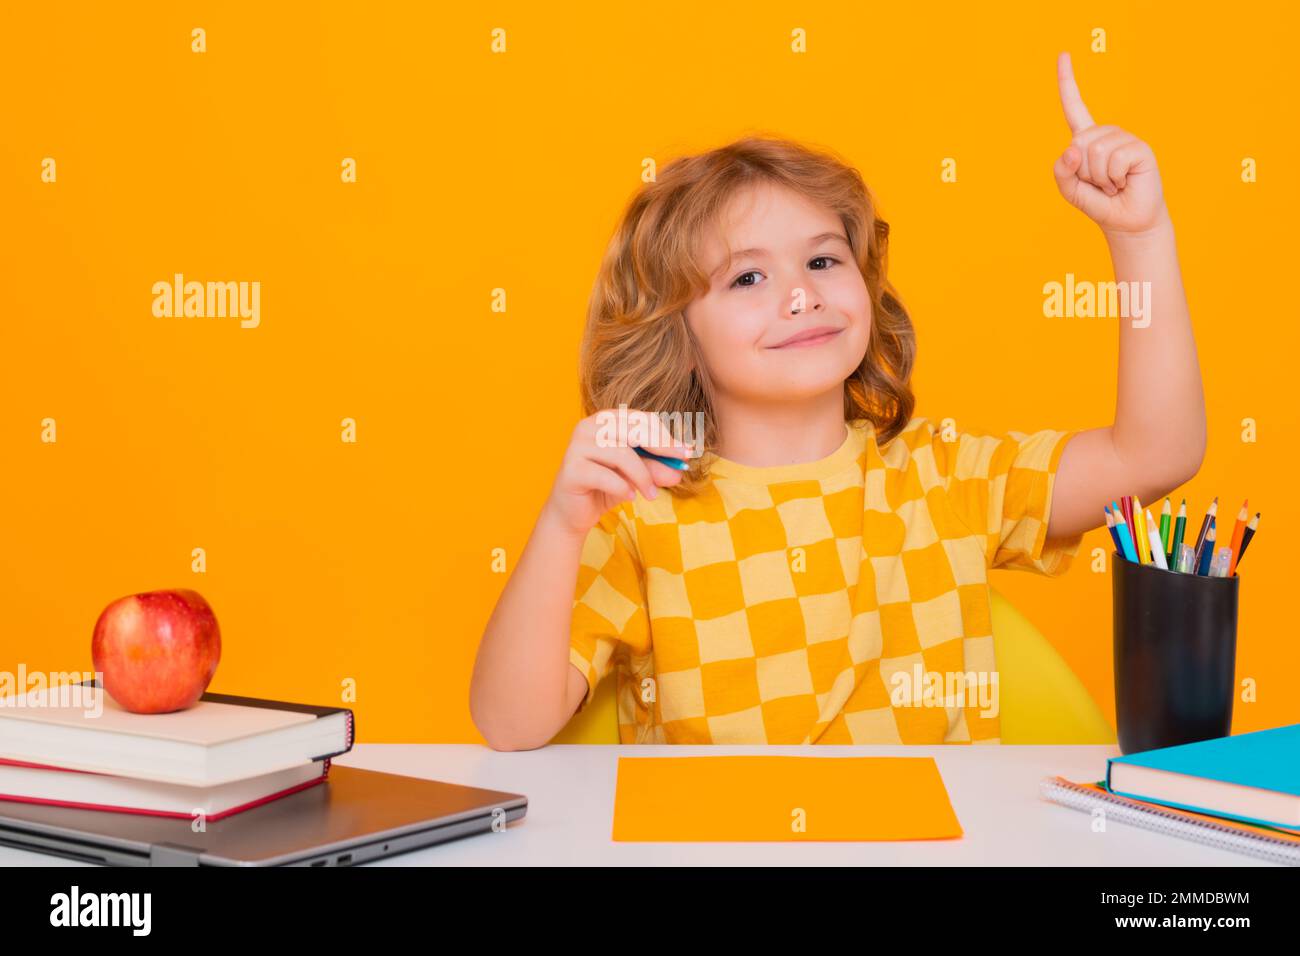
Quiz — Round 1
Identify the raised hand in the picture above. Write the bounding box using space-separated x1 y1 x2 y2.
1053 51 1167 235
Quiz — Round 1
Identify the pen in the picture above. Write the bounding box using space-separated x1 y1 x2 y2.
634 445 691 471
1209 546 1233 578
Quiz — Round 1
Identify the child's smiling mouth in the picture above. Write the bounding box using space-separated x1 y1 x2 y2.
766 326 843 349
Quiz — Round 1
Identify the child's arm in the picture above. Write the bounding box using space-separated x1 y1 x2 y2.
469 411 688 751
469 504 595 751
1043 52 1206 543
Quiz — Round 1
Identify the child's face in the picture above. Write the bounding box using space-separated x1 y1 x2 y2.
685 182 872 406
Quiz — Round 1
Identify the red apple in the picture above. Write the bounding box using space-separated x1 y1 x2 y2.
91 589 221 714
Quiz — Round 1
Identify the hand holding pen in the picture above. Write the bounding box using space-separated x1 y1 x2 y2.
543 408 694 539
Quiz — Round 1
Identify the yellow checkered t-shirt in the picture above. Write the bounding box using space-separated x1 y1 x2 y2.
568 416 1085 745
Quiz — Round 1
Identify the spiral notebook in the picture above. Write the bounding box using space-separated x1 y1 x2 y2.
1040 776 1300 866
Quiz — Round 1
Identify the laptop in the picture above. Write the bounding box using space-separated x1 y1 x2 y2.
0 764 527 866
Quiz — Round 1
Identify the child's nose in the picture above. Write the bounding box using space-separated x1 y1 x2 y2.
786 286 822 315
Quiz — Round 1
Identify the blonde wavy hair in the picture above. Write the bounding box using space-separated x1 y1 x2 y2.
578 134 917 497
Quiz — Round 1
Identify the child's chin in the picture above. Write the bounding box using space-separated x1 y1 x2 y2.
764 354 857 378
763 375 850 399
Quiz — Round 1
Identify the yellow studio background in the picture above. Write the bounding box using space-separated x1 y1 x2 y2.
1 3 1295 741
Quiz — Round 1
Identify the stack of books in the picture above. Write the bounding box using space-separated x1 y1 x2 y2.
0 679 354 822
1042 722 1300 865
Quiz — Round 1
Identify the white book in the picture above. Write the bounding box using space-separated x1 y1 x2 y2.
0 681 354 787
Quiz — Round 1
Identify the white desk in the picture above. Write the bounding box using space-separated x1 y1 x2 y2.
0 744 1273 866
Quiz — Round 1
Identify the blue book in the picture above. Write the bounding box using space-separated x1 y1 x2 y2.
1105 723 1300 832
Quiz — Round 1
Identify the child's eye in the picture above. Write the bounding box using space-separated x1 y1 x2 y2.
729 256 840 289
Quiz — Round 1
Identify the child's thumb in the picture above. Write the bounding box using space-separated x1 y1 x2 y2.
1052 145 1082 197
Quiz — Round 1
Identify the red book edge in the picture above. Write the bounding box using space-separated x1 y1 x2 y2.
0 756 331 822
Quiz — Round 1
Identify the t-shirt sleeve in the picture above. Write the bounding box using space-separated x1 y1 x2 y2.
933 424 1084 576
569 504 649 714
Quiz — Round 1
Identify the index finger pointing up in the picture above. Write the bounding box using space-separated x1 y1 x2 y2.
1057 51 1095 134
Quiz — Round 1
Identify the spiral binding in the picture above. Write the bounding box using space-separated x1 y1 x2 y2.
1040 775 1300 866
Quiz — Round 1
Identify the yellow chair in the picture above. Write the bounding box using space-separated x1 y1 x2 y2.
552 587 1115 745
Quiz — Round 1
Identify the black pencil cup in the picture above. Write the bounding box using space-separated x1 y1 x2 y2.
1112 552 1239 754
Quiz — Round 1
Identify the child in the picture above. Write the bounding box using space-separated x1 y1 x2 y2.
470 53 1205 749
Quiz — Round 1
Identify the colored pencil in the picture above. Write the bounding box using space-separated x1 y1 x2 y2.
1197 520 1217 576
1104 506 1123 555
1158 497 1172 562
1112 509 1138 562
1170 498 1187 566
1227 499 1249 577
1144 508 1169 570
1237 512 1260 567
1132 495 1151 564
1193 497 1219 569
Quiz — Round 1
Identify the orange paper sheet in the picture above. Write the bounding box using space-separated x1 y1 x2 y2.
612 755 963 841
